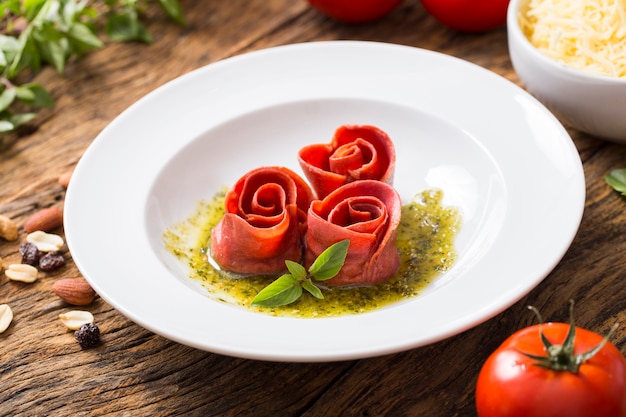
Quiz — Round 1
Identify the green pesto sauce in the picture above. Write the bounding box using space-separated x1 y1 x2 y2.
163 188 461 318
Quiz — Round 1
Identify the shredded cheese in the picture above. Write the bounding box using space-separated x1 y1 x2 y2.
519 0 626 78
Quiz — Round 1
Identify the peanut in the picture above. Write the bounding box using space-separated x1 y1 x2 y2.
0 304 13 333
26 231 64 252
0 215 18 241
5 264 38 283
24 207 63 233
59 310 94 330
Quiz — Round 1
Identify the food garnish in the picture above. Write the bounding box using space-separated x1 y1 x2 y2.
251 239 350 308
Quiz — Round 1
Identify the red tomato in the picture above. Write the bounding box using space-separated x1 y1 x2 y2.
476 320 626 417
420 0 510 32
306 0 403 24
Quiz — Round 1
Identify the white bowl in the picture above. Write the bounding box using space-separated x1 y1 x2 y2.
507 0 626 142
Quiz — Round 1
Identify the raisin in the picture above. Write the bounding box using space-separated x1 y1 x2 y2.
19 242 41 266
39 251 65 271
74 323 100 348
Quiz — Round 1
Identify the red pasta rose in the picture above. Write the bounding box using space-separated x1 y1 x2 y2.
298 124 396 198
210 166 315 275
305 179 402 286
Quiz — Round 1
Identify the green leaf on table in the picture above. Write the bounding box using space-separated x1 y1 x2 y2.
105 12 153 43
251 274 303 307
0 120 15 133
308 239 350 281
158 0 186 26
34 38 66 74
10 112 37 127
0 88 17 113
605 169 626 195
67 22 104 53
15 84 54 107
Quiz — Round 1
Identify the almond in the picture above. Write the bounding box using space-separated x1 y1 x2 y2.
24 207 63 233
52 278 96 306
58 169 74 188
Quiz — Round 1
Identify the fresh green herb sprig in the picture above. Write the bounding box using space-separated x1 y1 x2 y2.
0 0 185 135
251 239 350 308
605 169 626 195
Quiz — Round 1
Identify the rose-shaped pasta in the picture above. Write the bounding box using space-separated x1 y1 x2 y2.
298 124 396 198
210 166 315 275
305 179 402 286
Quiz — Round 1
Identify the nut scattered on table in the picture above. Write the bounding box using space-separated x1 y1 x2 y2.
26 230 64 252
23 207 63 233
59 310 94 330
0 304 13 333
0 215 18 241
52 278 96 305
5 264 38 283
58 169 73 188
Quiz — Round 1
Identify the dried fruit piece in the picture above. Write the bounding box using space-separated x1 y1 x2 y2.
5 264 38 283
0 215 18 241
0 304 13 333
39 252 65 271
52 278 96 305
23 207 63 233
59 310 94 330
19 242 41 266
74 323 100 348
26 231 64 252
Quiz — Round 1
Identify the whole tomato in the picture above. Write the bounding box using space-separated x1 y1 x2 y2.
306 0 403 24
420 0 510 32
476 305 626 417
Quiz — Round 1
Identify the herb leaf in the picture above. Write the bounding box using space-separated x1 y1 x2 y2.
251 274 302 307
301 279 324 300
0 0 185 137
605 169 626 195
251 239 350 308
308 239 350 281
285 259 307 280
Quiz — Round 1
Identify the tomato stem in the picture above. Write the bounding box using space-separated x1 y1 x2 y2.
523 300 619 373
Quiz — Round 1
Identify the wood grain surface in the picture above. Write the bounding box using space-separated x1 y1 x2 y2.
1 1 625 416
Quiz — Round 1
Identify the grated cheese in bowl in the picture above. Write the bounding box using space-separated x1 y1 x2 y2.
519 0 626 78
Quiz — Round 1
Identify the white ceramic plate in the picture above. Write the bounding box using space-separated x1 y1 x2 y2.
65 41 585 362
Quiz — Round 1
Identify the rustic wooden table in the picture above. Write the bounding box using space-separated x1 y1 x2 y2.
1 1 625 416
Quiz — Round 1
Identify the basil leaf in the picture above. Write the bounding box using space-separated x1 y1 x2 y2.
302 279 324 300
16 84 53 107
10 112 37 127
308 239 350 281
251 274 303 307
105 12 153 43
606 169 626 195
285 260 306 280
0 88 17 113
158 0 186 26
67 22 104 53
0 120 15 133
